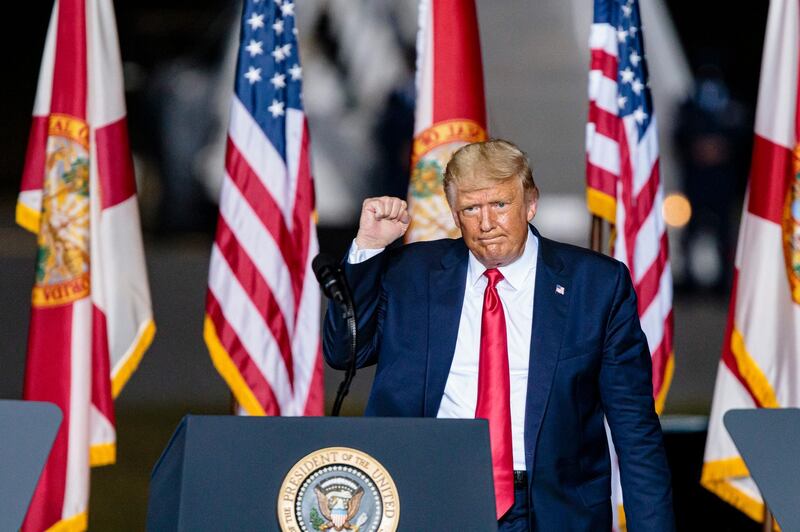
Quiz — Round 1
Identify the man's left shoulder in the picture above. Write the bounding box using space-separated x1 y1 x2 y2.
541 235 624 280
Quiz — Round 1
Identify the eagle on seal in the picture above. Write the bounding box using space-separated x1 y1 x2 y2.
314 484 365 531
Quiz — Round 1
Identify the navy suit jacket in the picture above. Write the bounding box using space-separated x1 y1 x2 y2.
323 227 675 531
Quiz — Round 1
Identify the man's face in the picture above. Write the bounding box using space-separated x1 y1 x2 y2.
450 176 537 268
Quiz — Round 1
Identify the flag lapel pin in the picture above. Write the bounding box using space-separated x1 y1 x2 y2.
555 284 565 295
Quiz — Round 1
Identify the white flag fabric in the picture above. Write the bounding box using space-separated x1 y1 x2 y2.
702 0 800 524
18 0 154 529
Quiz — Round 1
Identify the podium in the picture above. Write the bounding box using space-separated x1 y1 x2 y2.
0 400 62 531
724 408 800 531
147 416 497 531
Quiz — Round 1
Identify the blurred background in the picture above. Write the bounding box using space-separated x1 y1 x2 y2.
0 0 769 529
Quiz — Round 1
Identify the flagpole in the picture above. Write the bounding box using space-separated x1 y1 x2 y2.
590 215 603 253
763 506 774 532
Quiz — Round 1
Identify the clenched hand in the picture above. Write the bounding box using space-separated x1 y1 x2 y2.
355 196 410 249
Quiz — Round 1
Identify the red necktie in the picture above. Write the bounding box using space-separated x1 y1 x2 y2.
476 268 515 519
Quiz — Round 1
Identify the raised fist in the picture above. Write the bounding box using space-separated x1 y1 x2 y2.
355 196 410 249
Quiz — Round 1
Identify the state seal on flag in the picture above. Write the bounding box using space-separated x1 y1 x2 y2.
784 145 800 304
32 113 91 308
277 447 399 532
405 119 487 242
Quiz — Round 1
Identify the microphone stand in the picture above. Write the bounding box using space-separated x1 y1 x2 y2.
330 272 357 417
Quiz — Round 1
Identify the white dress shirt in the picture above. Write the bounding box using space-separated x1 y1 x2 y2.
347 229 538 470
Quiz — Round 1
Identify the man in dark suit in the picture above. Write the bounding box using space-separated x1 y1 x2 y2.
323 139 674 531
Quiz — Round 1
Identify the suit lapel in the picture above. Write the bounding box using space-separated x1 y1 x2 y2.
524 228 571 470
424 240 468 417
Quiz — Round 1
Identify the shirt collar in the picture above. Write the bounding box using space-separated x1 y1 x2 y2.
467 227 538 290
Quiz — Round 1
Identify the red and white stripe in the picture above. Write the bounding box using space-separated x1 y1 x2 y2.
702 0 800 523
204 97 323 417
19 1 154 530
586 19 674 531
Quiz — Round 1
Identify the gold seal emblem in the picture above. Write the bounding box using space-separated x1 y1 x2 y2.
277 447 399 532
405 119 487 242
33 113 91 307
784 144 800 304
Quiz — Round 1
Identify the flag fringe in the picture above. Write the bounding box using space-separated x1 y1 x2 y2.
111 319 156 399
586 188 617 224
204 315 266 416
654 353 674 414
44 512 87 532
89 442 116 467
701 458 765 524
730 328 779 408
16 200 41 234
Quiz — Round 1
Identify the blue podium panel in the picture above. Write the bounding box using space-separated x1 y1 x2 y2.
724 408 800 531
0 400 62 531
148 416 497 531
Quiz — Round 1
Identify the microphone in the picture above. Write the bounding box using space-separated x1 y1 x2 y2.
312 253 348 309
312 252 357 416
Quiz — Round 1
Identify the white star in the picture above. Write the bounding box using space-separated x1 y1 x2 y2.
281 2 295 17
245 39 264 57
281 43 292 57
267 99 285 117
293 27 298 36
633 106 648 124
270 72 286 89
288 63 302 80
244 66 262 84
621 4 632 17
620 67 634 84
617 28 628 42
629 51 641 66
632 79 644 95
629 25 638 36
273 18 284 34
247 13 265 30
271 45 287 62
617 96 628 110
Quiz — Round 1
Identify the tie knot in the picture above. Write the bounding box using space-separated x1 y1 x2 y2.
484 268 504 287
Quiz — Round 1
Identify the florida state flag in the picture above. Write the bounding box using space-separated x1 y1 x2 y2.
702 0 800 523
405 0 488 242
17 1 154 530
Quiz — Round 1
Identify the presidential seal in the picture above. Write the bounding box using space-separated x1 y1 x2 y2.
277 447 399 532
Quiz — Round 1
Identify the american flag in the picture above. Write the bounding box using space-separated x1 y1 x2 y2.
204 0 324 416
586 0 674 527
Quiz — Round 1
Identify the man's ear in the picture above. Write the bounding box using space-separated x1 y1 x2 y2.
526 191 538 222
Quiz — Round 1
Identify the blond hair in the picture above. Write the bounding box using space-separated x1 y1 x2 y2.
443 139 537 205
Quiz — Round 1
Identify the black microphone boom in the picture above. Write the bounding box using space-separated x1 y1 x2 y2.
312 252 357 416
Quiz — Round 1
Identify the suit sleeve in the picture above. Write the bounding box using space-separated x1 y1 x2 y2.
598 261 675 531
322 251 388 370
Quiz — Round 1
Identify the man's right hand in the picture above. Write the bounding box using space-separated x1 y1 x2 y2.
355 196 410 249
